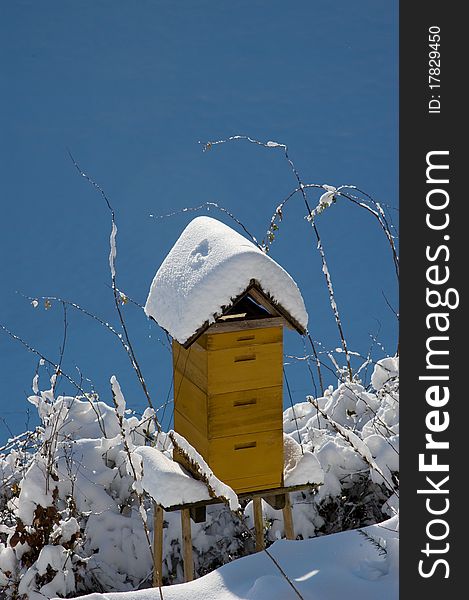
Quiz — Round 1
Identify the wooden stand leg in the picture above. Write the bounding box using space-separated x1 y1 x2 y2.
153 503 164 587
282 493 295 540
253 496 264 551
181 508 194 582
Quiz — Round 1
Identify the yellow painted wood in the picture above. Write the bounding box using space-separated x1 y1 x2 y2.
209 429 283 482
174 340 283 395
173 378 282 441
253 497 264 551
152 503 164 588
282 493 295 540
181 508 194 582
207 342 283 394
203 326 282 351
173 324 285 495
220 472 283 494
173 410 209 459
173 373 208 436
173 340 207 392
208 386 282 439
200 317 285 340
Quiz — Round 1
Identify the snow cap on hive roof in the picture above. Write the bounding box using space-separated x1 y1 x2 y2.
144 216 308 344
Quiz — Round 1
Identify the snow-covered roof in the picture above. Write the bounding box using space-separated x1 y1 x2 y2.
144 216 308 345
134 442 239 510
134 446 212 508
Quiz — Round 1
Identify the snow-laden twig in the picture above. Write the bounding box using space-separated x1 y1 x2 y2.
201 135 354 381
109 221 117 280
307 395 398 500
286 349 398 441
68 152 160 430
109 376 162 600
51 301 68 395
357 528 388 556
283 367 304 455
299 337 320 402
314 237 353 382
201 135 401 373
0 430 37 454
150 201 261 249
306 334 325 395
336 186 399 282
23 294 139 363
0 323 107 437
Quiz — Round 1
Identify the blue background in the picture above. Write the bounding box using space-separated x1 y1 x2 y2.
0 1 398 444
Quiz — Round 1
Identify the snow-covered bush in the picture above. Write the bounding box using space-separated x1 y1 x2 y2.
242 356 399 545
0 357 398 598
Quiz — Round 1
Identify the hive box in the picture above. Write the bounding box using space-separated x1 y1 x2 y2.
173 316 285 494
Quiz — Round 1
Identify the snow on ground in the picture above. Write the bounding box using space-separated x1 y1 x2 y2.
74 516 398 600
144 216 308 344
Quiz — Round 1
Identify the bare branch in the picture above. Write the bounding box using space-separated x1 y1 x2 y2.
0 323 107 437
201 135 353 381
308 395 398 498
150 201 261 249
68 152 160 431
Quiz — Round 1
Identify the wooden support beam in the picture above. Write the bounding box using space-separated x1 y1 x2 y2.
264 492 286 510
163 482 318 513
190 505 207 523
253 496 264 552
181 508 194 582
282 493 295 540
153 503 164 588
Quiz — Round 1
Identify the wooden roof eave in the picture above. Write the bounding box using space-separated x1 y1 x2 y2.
180 279 306 348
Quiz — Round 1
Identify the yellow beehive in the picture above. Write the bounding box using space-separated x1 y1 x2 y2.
144 217 308 495
173 314 285 493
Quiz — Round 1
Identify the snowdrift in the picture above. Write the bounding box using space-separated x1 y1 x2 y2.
74 516 399 600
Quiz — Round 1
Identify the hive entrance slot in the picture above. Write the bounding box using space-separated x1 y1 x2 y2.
233 397 257 407
234 441 257 450
234 354 256 363
218 313 247 321
237 334 255 342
